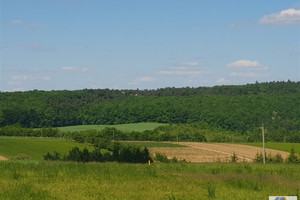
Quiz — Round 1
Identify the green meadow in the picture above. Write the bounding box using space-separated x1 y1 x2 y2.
242 143 300 154
0 137 93 160
0 162 299 200
120 141 185 148
57 122 166 132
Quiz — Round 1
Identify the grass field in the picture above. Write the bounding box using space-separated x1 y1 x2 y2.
242 143 300 154
0 137 94 160
57 122 166 132
121 141 185 148
0 161 299 200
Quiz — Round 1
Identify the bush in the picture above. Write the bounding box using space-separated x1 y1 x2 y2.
43 151 61 161
253 152 264 163
231 152 238 163
44 145 153 163
154 152 179 163
286 148 300 164
154 152 170 163
253 152 284 164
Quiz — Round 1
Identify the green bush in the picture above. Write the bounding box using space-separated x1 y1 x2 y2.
286 148 300 164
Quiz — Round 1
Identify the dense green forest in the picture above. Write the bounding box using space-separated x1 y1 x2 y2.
0 81 299 140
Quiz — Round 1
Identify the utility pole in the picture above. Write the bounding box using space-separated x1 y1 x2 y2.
262 123 266 164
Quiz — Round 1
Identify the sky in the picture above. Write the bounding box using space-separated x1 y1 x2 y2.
0 0 300 91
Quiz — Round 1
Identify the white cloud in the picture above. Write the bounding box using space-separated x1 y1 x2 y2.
8 76 28 86
259 8 300 26
227 60 268 71
136 76 155 82
11 75 28 81
8 81 22 86
42 76 51 81
6 19 46 29
7 20 24 24
61 66 77 71
183 62 199 67
129 76 155 85
159 62 206 76
159 70 204 76
81 68 89 72
61 66 90 73
216 78 230 84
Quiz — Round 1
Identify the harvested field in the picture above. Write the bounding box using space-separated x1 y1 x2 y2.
0 155 8 161
149 142 290 163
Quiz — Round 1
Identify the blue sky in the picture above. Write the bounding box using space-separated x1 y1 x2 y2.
1 0 299 91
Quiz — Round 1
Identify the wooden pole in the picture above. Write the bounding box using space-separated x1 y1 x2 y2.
262 123 266 164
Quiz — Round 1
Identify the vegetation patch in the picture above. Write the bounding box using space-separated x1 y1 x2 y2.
0 137 93 160
0 162 299 199
242 143 300 154
121 141 185 148
57 122 166 132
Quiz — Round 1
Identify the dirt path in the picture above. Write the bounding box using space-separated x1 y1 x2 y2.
0 155 8 161
149 142 290 163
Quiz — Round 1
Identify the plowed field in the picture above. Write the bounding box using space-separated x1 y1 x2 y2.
149 142 290 162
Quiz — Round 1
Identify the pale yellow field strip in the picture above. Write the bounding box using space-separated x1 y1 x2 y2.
0 155 8 161
149 142 290 163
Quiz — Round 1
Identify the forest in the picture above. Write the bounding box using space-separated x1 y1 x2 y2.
0 81 299 142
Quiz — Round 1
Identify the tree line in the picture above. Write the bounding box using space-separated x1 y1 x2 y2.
0 81 299 137
44 145 152 164
1 124 299 143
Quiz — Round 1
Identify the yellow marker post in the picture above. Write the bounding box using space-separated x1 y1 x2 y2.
148 160 151 165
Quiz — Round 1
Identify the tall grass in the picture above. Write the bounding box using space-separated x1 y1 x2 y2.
0 162 299 200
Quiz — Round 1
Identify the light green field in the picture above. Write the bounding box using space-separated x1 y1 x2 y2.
0 162 299 200
242 143 300 154
57 122 166 132
120 141 185 147
0 137 94 160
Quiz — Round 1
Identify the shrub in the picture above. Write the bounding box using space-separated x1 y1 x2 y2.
286 148 300 164
44 145 152 163
270 153 283 163
154 152 179 163
154 152 170 163
43 151 61 161
231 152 238 163
253 152 284 164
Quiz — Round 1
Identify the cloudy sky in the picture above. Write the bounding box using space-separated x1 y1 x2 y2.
1 0 299 91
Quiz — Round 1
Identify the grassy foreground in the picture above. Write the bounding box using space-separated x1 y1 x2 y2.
0 162 299 200
57 122 166 132
0 137 93 160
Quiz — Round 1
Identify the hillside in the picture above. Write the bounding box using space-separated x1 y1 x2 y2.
0 81 299 137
